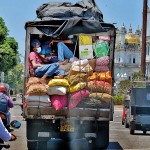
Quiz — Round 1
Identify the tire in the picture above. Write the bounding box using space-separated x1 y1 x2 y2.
143 131 147 135
130 128 134 135
122 120 124 125
95 121 109 149
125 120 129 128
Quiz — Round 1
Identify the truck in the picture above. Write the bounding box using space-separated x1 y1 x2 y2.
128 81 150 135
22 1 116 149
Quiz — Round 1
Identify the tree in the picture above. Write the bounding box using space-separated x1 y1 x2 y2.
118 80 131 96
7 64 24 93
0 17 18 73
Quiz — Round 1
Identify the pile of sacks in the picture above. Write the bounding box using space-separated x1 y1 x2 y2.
25 57 112 110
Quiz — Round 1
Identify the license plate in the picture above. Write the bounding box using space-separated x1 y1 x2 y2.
60 123 74 132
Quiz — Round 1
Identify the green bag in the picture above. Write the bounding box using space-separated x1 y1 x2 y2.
93 41 109 58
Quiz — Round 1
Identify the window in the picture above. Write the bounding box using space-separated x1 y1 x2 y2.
133 58 135 63
119 58 120 62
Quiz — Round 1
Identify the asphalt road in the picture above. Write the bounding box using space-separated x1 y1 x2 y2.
3 98 150 150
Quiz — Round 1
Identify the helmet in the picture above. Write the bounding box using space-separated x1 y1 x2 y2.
0 85 6 92
31 39 41 47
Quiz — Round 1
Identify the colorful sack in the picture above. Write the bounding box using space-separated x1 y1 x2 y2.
96 56 109 66
68 89 90 109
51 95 67 110
26 77 41 88
95 66 109 72
25 94 51 107
98 71 112 84
72 59 88 66
89 93 112 103
26 84 48 96
93 41 109 58
69 82 86 93
70 63 93 76
88 81 111 94
47 86 67 95
48 79 69 87
66 73 87 86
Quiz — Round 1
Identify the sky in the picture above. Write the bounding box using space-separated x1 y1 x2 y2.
0 0 148 57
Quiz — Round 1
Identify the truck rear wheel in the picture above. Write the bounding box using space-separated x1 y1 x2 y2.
95 121 109 149
130 128 134 135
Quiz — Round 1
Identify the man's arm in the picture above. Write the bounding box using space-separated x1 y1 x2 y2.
0 118 11 142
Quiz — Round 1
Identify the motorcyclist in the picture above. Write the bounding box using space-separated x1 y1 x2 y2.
0 84 14 129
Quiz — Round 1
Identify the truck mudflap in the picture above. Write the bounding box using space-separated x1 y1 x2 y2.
24 107 111 120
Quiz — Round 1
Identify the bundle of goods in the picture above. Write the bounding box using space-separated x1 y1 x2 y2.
25 77 50 107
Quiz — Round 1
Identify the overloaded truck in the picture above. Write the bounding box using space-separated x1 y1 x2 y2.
22 0 116 149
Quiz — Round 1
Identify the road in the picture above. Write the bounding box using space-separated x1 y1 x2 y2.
4 98 150 150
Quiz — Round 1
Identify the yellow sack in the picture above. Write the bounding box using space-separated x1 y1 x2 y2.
69 82 86 93
48 79 69 87
89 93 112 103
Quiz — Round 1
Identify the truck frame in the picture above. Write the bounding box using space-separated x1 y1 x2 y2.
23 13 116 150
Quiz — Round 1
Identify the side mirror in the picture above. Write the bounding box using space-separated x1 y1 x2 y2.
10 120 21 129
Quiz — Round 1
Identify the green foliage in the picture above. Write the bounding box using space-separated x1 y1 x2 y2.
7 64 24 92
113 95 124 105
0 17 8 44
0 17 18 73
118 80 131 95
132 72 144 81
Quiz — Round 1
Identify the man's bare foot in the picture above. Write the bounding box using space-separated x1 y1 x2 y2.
54 75 64 79
58 60 68 65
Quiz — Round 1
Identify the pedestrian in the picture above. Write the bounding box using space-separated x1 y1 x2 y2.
0 84 13 130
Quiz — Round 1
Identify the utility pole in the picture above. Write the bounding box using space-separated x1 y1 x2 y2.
141 0 147 75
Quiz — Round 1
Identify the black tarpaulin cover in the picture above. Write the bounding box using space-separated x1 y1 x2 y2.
36 0 103 21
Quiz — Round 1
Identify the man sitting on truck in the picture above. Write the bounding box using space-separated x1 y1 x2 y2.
29 39 74 84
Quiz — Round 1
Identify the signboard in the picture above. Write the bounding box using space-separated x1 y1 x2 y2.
79 35 93 59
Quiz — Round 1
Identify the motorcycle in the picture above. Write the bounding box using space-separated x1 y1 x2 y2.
0 111 21 149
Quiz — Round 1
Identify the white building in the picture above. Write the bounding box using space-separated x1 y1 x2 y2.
114 24 141 84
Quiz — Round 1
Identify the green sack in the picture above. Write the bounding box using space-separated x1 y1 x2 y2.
93 41 109 58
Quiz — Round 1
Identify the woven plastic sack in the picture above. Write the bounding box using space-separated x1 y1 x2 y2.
48 79 69 87
95 66 109 72
96 56 109 66
93 41 109 58
51 95 67 110
69 82 86 93
88 81 111 94
25 94 51 107
68 89 90 109
66 73 87 86
26 77 41 88
47 86 67 95
89 93 112 103
26 84 47 96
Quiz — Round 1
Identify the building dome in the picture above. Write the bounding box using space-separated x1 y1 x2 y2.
125 33 140 44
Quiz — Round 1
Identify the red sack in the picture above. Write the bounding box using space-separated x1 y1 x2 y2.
68 89 90 109
51 95 67 110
